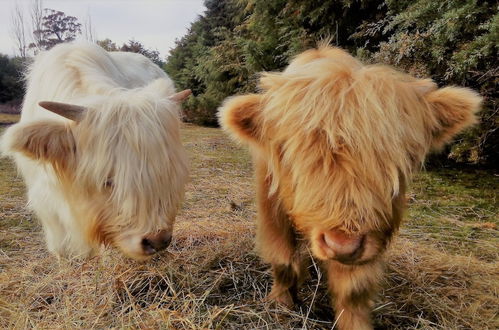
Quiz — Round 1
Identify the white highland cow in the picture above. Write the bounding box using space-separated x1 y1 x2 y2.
1 43 190 260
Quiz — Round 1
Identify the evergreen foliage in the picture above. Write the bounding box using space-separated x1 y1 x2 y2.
98 39 165 67
166 0 497 165
0 55 25 104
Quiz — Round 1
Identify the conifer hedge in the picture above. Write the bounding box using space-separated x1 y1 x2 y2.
165 0 498 165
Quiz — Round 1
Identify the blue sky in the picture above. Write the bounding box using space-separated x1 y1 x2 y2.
0 0 206 58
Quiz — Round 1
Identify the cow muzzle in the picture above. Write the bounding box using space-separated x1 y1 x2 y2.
141 230 172 255
318 229 365 264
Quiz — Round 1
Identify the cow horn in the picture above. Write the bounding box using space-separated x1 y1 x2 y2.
38 101 87 122
169 89 192 102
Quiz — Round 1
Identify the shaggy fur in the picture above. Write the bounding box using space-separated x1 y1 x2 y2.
218 44 481 330
1 43 189 260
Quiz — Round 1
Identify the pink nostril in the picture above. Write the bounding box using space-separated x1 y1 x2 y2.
320 229 363 261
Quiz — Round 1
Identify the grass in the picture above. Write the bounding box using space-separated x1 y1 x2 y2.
0 123 497 329
0 114 20 126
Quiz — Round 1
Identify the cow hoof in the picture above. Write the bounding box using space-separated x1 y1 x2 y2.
267 289 295 309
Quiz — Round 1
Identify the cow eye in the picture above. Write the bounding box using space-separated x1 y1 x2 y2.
104 179 114 188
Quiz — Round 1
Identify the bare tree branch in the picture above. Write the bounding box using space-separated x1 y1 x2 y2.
83 11 97 43
30 0 44 54
10 3 28 58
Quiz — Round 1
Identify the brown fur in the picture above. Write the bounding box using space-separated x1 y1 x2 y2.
219 44 481 329
10 121 76 175
255 156 306 307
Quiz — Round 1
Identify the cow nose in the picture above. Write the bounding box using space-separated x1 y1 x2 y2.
141 230 172 255
320 229 364 264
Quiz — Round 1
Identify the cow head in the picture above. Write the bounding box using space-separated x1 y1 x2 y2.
4 79 190 260
219 45 481 265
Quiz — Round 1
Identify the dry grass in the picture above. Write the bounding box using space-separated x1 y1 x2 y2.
0 114 20 125
0 124 497 329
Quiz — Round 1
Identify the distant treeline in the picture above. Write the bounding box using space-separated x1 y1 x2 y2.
165 0 498 166
0 55 25 112
0 38 161 114
1 4 164 114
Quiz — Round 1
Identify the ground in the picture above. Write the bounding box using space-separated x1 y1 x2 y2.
0 118 497 329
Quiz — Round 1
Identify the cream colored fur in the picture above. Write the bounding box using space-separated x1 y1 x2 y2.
1 42 188 260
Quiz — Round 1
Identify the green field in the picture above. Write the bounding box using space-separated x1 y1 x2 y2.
0 123 497 329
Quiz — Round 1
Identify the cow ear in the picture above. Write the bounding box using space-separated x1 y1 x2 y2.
218 94 263 144
3 121 76 171
425 87 482 150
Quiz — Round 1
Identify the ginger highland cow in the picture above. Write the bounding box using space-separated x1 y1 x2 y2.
218 45 481 330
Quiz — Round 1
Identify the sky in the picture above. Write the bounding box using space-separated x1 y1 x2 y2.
0 0 206 58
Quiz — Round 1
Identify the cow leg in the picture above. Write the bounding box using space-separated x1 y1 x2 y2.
31 193 93 258
34 208 68 257
58 206 95 258
257 198 304 308
65 224 95 258
326 260 383 330
23 174 73 257
255 158 304 307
